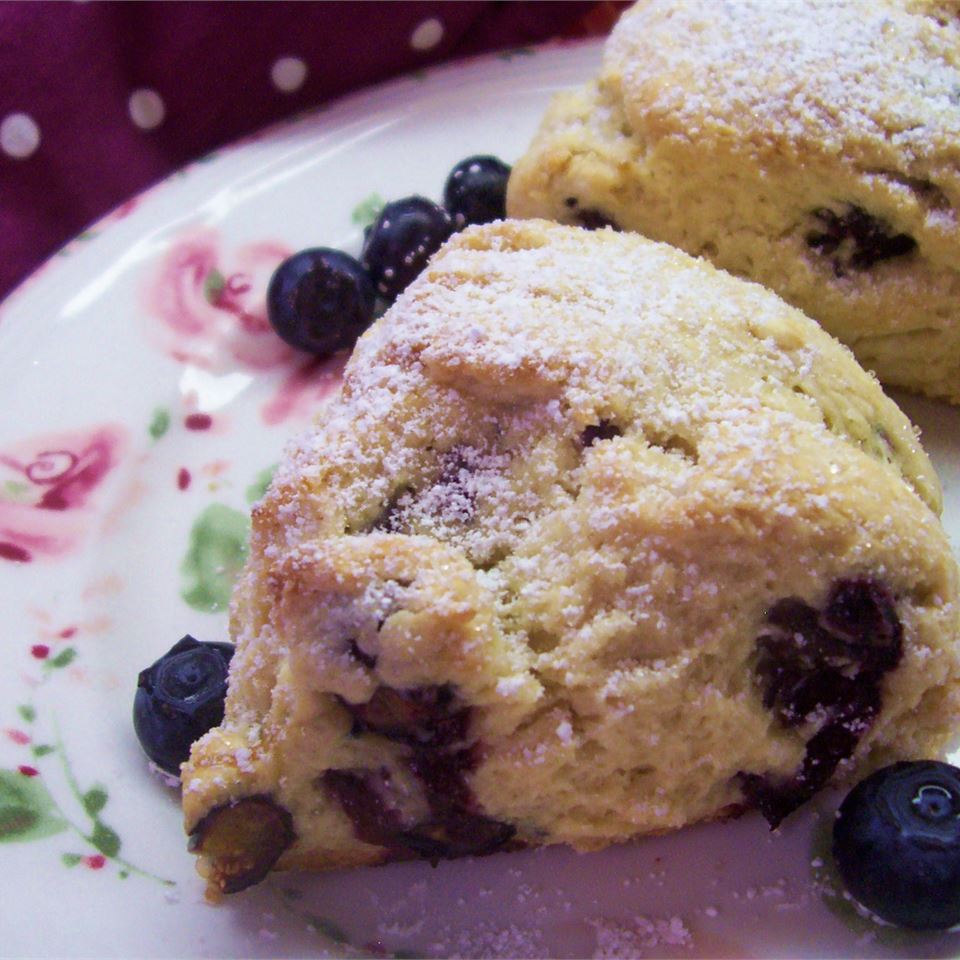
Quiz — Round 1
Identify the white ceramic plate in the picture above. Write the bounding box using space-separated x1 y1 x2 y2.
3 39 960 960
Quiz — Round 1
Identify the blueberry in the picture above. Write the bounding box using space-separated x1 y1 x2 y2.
266 248 375 355
361 196 453 302
443 155 511 228
806 205 916 277
741 578 903 828
832 760 960 929
341 684 468 748
580 420 623 447
189 795 295 894
133 635 234 776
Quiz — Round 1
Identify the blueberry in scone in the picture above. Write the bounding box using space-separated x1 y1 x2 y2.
506 0 960 403
182 220 960 894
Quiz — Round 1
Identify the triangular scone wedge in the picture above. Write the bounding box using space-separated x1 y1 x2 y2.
182 219 960 895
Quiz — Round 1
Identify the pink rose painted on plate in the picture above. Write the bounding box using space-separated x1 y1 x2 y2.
261 352 347 426
146 228 293 372
145 229 347 424
0 425 126 563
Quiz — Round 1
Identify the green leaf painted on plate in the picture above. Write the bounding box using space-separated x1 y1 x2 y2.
2 480 31 502
245 464 277 504
203 268 226 305
17 705 35 724
148 408 171 441
82 786 108 817
62 852 82 867
0 769 68 843
180 504 249 613
351 192 385 229
31 744 55 758
48 647 77 669
90 820 121 858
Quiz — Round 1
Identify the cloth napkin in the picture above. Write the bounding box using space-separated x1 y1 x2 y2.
0 1 625 301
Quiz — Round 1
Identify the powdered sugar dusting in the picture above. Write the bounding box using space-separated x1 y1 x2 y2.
220 217 949 762
609 0 960 175
590 914 692 956
183 218 960 916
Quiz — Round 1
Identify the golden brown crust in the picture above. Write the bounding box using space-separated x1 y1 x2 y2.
182 220 960 891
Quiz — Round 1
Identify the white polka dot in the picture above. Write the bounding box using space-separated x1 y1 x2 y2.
128 88 165 130
271 56 308 93
410 17 444 51
1 113 40 159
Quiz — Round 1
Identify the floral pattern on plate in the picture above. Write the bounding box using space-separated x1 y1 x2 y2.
145 229 347 426
145 229 292 372
2 612 173 887
0 426 127 563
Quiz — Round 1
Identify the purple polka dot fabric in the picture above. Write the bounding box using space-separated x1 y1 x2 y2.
0 1 623 302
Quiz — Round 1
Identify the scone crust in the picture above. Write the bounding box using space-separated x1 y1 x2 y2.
507 0 960 401
182 220 960 887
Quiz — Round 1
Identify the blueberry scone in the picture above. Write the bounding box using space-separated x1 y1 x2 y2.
182 220 960 895
506 0 960 403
